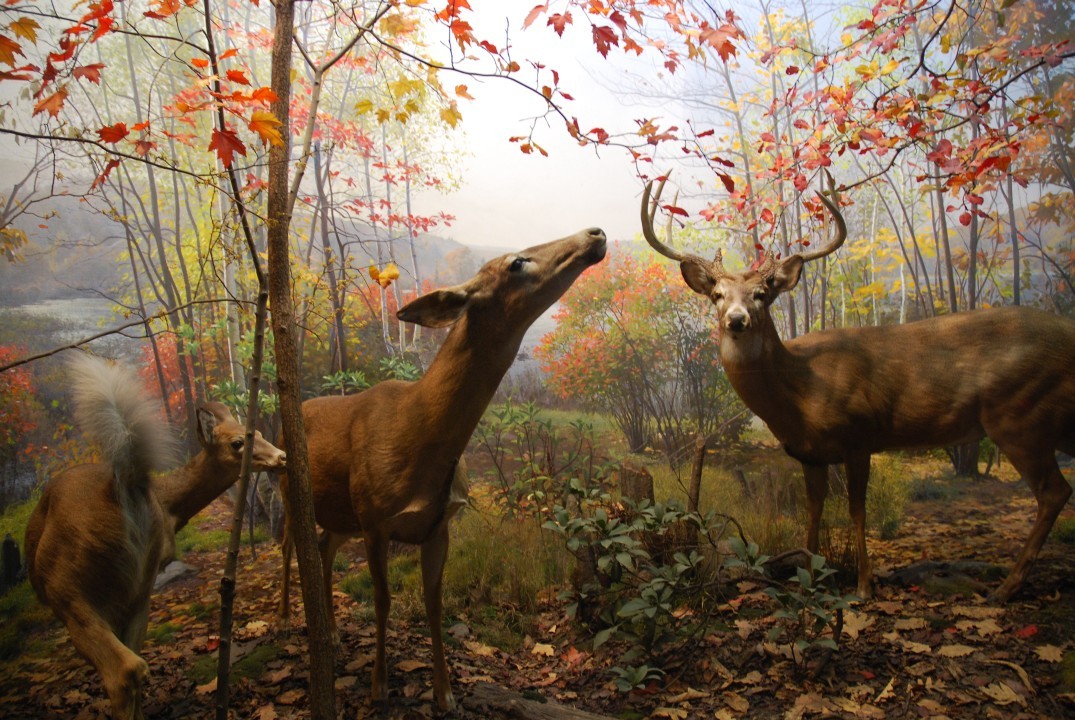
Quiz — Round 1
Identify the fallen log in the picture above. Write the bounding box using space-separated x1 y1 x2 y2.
463 682 615 720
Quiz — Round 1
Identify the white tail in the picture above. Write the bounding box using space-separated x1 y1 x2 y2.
642 178 1075 602
277 227 607 711
25 354 286 719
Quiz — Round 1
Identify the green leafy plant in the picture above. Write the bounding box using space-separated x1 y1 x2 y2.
319 370 370 396
545 484 730 691
726 537 856 673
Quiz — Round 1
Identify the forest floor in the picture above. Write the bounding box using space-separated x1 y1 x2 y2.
2 459 1075 719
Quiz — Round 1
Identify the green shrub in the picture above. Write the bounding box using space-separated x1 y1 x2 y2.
1052 517 1075 545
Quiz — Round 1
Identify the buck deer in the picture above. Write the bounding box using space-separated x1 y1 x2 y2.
25 353 286 720
641 177 1075 602
276 226 607 711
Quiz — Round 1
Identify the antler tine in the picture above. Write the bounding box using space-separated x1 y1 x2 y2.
641 175 688 263
798 177 847 263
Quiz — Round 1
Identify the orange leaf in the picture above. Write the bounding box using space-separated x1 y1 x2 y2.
32 86 68 118
73 63 105 84
97 122 129 143
0 35 23 67
250 87 278 105
133 139 155 157
90 16 114 42
454 84 474 100
248 110 284 147
219 48 238 60
9 17 40 44
226 68 250 85
209 127 246 167
190 57 209 69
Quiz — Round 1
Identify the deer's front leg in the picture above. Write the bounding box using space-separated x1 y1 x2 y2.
421 523 455 712
67 604 148 720
845 452 873 599
801 462 828 554
364 532 391 703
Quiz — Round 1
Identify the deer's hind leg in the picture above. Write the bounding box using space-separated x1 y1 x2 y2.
991 438 1072 602
67 602 148 720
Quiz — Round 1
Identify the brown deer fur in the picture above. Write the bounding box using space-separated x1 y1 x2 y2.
642 178 1075 602
277 227 606 711
25 355 286 720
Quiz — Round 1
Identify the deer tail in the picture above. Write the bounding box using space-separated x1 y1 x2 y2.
67 352 177 493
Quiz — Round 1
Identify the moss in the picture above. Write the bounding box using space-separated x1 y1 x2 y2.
1059 650 1075 694
0 580 54 660
188 642 282 685
1051 517 1075 545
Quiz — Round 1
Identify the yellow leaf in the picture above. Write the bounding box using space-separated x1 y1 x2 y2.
380 13 417 37
440 102 462 128
405 0 427 5
355 98 374 115
10 17 39 43
881 59 899 75
375 108 391 124
531 642 555 656
840 32 854 47
1034 644 1064 663
248 110 284 147
455 84 474 100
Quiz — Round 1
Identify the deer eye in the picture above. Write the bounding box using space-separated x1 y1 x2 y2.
508 257 529 272
231 439 244 451
712 291 724 301
753 289 767 301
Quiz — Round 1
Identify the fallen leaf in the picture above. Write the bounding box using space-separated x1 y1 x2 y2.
196 677 217 695
256 705 277 720
396 659 430 672
842 610 874 640
1034 644 1064 663
464 640 497 657
894 617 928 631
936 644 976 658
665 687 706 703
982 680 1025 707
531 642 555 657
277 688 305 705
649 708 687 719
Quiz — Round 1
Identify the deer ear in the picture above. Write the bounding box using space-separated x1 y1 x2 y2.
195 406 219 449
680 260 716 297
770 255 804 294
397 287 471 328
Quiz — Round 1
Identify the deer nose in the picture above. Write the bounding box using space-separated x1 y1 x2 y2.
726 312 749 332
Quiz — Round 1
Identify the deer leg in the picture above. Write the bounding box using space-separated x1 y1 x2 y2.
365 532 391 704
67 603 148 720
421 523 456 712
317 530 348 645
845 453 873 599
993 446 1072 602
801 463 828 554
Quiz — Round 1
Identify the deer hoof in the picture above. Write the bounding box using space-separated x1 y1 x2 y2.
435 688 457 713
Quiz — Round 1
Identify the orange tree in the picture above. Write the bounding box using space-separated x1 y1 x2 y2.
536 251 746 459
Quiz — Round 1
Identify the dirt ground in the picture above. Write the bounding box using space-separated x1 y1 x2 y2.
2 464 1074 719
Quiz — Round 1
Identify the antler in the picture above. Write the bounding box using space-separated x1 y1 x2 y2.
641 175 727 276
798 171 847 263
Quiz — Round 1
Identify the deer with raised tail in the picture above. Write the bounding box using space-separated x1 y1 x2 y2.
641 177 1075 602
25 353 286 720
276 226 607 711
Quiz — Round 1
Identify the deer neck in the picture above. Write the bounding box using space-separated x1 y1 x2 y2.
414 316 523 446
719 319 805 434
152 452 233 532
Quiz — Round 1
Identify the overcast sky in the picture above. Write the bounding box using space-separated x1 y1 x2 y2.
415 1 664 251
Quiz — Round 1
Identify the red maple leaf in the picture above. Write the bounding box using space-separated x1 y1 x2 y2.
91 158 121 190
592 25 618 58
209 127 246 168
97 122 129 143
547 12 571 37
73 63 105 84
226 69 250 85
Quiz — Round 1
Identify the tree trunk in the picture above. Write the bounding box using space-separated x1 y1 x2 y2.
265 3 336 717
